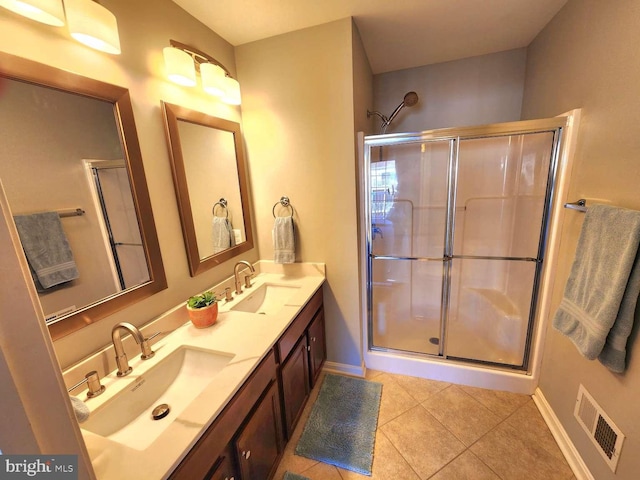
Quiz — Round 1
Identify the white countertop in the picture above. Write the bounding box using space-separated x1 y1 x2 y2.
71 263 325 480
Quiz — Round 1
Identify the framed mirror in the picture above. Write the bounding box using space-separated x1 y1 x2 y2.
0 52 167 340
162 102 253 276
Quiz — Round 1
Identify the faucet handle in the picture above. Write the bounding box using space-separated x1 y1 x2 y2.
244 274 253 289
140 331 161 360
68 370 106 398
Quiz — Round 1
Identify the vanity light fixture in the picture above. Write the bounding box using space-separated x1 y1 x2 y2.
0 0 121 54
164 40 241 105
0 0 65 27
65 0 121 55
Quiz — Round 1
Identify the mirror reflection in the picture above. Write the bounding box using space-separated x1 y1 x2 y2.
0 52 166 340
162 102 253 276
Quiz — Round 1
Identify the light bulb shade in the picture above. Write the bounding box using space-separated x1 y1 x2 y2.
201 63 226 97
163 47 196 87
222 76 241 105
65 0 121 54
0 0 65 26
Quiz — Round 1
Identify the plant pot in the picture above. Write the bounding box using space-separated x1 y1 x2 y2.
186 302 219 328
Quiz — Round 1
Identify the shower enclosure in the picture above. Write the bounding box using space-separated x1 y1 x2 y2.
363 117 567 371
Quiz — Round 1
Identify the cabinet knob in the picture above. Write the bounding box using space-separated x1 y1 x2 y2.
307 345 311 352
224 477 235 480
242 450 251 460
312 336 316 342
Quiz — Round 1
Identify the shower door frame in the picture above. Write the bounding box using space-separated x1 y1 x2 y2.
363 117 567 372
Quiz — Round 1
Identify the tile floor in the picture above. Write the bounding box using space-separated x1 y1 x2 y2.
274 370 576 480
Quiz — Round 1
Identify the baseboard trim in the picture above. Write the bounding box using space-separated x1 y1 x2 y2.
533 387 595 480
322 361 365 378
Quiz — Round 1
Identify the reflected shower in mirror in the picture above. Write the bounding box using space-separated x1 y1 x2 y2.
162 102 253 276
0 52 167 340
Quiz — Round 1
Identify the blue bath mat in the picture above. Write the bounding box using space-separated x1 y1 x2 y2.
283 472 310 480
295 373 382 475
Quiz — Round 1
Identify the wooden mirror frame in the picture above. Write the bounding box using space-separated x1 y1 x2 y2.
0 52 167 340
162 102 254 276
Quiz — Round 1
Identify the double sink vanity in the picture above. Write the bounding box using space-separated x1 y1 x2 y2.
65 262 326 480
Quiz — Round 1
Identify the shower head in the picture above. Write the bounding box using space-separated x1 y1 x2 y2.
385 91 419 128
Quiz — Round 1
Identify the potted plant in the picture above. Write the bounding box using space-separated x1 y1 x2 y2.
186 291 218 328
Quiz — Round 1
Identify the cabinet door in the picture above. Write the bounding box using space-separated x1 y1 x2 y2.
280 337 310 438
205 448 238 480
308 309 326 388
236 382 283 480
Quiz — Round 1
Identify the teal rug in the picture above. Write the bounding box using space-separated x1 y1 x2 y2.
283 472 310 480
295 373 382 475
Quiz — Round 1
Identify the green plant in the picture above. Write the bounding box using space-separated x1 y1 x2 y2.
187 291 217 309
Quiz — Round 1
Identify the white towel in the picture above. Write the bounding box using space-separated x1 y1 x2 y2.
212 216 233 253
273 216 295 264
553 204 640 372
70 396 90 423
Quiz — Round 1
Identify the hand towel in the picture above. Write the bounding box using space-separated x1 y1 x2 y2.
553 204 640 372
13 212 79 290
212 216 233 253
273 215 295 264
70 396 90 423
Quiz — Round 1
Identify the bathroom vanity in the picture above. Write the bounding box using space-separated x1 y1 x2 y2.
69 263 325 480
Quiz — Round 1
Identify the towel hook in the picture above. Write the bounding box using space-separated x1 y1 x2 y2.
272 196 294 217
212 198 228 218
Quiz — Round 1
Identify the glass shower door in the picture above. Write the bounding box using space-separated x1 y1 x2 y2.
369 139 452 355
445 132 556 366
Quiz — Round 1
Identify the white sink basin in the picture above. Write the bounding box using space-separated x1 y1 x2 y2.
230 283 300 315
81 346 234 450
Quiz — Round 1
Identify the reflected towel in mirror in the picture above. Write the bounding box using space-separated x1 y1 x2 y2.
212 216 235 253
13 211 79 291
273 215 295 263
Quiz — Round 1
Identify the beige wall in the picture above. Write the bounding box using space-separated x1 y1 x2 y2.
0 0 258 368
372 48 527 134
522 1 640 478
236 19 365 369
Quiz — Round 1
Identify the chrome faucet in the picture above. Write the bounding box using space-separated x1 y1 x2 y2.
111 322 155 377
234 260 255 295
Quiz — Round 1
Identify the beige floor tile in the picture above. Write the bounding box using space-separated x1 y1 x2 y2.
298 461 343 480
393 374 451 402
364 369 385 380
429 450 500 480
421 385 502 446
459 384 530 419
375 373 419 426
505 400 569 463
338 430 420 480
470 402 573 480
381 405 466 479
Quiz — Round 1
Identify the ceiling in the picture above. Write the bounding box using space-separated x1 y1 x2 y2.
172 0 568 74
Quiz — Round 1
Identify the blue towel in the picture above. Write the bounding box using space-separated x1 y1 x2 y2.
273 216 295 264
283 472 310 480
553 204 640 372
13 212 79 290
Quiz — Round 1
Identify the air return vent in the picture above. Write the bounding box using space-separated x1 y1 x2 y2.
574 384 625 472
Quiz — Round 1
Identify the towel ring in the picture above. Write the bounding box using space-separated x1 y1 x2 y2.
272 196 294 217
212 198 228 218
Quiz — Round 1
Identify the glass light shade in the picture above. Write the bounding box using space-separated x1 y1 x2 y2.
65 0 121 55
0 0 65 26
201 63 226 97
163 47 196 87
222 76 241 105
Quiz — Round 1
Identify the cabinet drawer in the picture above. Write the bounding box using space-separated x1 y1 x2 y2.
169 350 277 480
277 288 323 363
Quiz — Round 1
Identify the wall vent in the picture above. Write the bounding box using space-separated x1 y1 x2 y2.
574 384 625 472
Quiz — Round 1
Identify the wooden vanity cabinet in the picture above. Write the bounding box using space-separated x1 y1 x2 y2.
277 288 326 439
169 350 281 480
